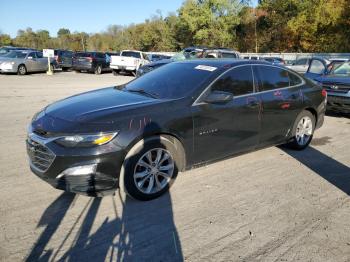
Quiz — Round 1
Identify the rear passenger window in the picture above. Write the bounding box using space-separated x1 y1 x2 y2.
289 72 302 86
211 66 254 96
256 66 290 91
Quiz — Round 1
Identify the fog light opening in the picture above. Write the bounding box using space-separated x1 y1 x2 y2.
56 164 97 179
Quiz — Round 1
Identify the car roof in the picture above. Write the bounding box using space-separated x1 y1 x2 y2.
177 59 270 68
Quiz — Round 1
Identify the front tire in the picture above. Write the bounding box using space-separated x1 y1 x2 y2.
94 64 102 75
120 136 182 201
17 64 27 75
285 110 315 150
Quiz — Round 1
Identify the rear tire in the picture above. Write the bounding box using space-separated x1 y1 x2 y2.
94 64 102 75
285 110 315 150
62 67 69 72
74 70 80 73
17 64 27 75
112 69 119 76
120 136 183 201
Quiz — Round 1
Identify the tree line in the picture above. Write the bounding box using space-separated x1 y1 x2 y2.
1 0 349 53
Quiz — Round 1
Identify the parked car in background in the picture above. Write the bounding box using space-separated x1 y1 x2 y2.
203 48 240 59
304 58 350 114
286 57 311 73
53 49 74 71
263 57 286 65
27 59 326 200
110 50 149 76
0 46 36 57
136 51 188 77
72 51 111 74
0 50 56 75
147 53 172 62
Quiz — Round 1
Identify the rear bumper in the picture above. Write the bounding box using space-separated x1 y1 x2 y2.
110 64 137 71
72 63 93 71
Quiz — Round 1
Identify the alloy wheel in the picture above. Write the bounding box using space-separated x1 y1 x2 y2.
295 116 313 146
133 148 174 194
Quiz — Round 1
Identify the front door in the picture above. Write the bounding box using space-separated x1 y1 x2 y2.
191 65 261 164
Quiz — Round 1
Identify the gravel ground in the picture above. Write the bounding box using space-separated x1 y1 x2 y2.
0 71 349 262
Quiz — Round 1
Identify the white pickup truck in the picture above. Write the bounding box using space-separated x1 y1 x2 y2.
110 50 149 76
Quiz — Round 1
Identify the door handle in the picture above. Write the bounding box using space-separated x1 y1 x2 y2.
246 97 259 108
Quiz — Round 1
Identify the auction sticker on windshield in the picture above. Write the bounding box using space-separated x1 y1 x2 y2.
195 65 217 72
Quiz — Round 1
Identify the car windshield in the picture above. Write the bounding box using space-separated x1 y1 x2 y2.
123 62 215 99
3 51 27 58
332 62 350 75
171 52 186 61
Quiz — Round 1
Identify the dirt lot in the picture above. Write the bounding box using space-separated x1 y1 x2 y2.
0 71 350 262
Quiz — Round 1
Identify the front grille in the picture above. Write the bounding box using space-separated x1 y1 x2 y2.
323 84 350 94
27 138 55 172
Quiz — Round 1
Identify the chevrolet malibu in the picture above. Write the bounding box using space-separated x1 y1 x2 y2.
27 60 326 200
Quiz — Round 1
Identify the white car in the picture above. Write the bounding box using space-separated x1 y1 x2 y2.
110 50 149 76
286 58 311 74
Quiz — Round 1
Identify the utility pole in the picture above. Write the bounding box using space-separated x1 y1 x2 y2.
254 9 258 53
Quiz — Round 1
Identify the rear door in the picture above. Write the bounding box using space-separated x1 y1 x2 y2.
192 65 261 163
253 65 304 146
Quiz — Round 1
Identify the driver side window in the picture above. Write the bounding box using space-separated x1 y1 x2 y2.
308 60 326 74
211 66 254 96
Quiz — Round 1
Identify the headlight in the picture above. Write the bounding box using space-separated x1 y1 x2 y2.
32 109 45 121
55 132 118 147
3 61 15 65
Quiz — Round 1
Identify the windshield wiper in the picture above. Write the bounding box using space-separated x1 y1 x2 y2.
126 89 159 99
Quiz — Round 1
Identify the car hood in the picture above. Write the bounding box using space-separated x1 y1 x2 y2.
45 87 157 123
315 74 350 85
0 57 23 62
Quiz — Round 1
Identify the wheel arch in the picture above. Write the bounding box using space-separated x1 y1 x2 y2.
125 132 187 172
304 107 318 123
119 132 186 195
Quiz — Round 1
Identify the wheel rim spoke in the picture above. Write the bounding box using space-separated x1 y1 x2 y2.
155 149 162 164
138 159 151 169
158 171 171 179
146 175 155 193
159 164 173 172
134 171 149 179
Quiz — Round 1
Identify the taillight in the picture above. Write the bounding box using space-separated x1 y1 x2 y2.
322 89 327 97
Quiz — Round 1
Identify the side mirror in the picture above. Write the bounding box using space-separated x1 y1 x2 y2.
204 91 233 104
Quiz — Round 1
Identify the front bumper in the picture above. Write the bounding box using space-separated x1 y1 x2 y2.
27 132 126 196
0 65 17 73
327 94 350 113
